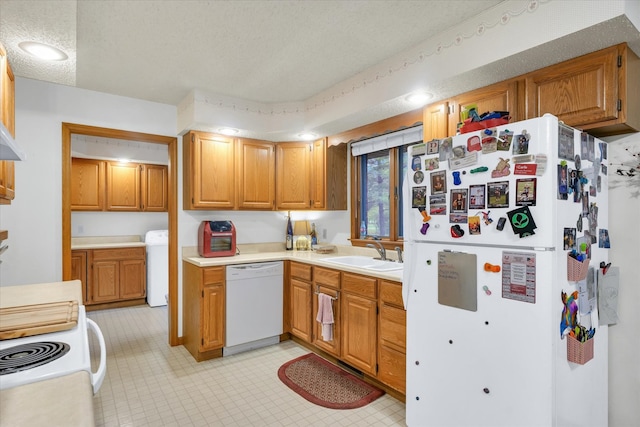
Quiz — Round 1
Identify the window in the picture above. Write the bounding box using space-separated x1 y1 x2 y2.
351 126 422 248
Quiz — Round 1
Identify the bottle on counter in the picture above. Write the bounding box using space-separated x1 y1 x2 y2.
360 221 367 239
286 212 293 250
310 223 318 246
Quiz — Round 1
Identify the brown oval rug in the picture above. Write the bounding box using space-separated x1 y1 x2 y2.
277 353 384 409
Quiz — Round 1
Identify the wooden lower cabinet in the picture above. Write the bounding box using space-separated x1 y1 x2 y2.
378 280 407 394
312 267 341 357
91 247 146 304
287 262 406 395
291 279 313 342
182 262 225 361
341 272 378 376
71 250 89 303
71 247 146 307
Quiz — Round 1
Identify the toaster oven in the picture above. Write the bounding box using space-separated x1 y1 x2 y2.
198 220 236 257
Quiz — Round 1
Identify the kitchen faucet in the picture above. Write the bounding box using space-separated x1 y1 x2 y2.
395 246 403 263
366 241 387 261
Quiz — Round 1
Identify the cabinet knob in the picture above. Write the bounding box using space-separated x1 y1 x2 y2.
483 388 490 394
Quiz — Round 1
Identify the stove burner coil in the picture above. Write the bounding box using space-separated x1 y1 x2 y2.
0 341 70 375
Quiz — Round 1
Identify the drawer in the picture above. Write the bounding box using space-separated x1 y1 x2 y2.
291 262 312 282
379 304 406 351
342 272 376 299
91 247 145 261
203 267 224 284
380 280 404 307
313 267 340 289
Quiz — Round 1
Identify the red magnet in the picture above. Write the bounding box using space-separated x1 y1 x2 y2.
450 225 464 238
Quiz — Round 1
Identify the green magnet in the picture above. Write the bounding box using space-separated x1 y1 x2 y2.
470 166 489 174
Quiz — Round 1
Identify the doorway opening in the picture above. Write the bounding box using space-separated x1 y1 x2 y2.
61 123 179 346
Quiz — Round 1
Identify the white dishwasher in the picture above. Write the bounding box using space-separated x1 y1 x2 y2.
224 261 284 356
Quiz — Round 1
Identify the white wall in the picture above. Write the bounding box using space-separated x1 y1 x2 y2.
0 78 178 286
602 134 640 427
71 212 169 239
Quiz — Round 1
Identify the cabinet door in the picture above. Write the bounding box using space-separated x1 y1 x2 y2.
378 344 406 394
119 258 146 299
202 283 225 351
1 43 15 137
187 132 236 209
106 162 141 211
290 278 313 342
449 80 520 136
276 142 311 210
141 164 168 212
92 260 119 303
525 46 619 128
71 158 105 211
236 138 275 209
312 286 340 356
423 102 449 141
71 250 89 304
310 139 326 209
341 292 377 375
0 161 14 202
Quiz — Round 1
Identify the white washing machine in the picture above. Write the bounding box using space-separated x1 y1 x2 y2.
145 230 168 307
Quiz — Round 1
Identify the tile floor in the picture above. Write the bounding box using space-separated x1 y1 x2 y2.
88 305 406 426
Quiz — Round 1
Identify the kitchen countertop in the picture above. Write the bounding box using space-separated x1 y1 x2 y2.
0 280 83 308
183 244 404 281
71 235 145 250
0 371 95 427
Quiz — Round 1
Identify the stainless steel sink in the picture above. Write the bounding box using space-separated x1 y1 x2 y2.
323 256 403 272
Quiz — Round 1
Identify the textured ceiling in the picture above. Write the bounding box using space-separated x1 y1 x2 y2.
1 0 640 142
1 0 502 105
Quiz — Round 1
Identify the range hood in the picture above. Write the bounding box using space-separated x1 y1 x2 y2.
0 121 25 161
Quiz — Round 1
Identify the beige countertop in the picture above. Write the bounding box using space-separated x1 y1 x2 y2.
0 280 83 308
71 235 145 250
0 371 95 427
183 244 404 281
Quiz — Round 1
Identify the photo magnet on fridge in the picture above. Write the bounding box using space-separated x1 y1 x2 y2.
512 131 530 154
412 186 427 208
516 178 536 206
558 124 575 160
563 228 576 250
426 139 440 154
487 181 509 208
430 170 446 195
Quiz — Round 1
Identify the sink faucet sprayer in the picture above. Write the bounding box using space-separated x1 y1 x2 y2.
366 241 387 261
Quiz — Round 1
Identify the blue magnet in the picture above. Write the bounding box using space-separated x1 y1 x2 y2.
452 171 462 185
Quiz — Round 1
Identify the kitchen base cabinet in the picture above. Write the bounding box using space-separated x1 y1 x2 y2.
378 280 406 394
91 247 146 304
312 267 341 357
182 262 225 362
290 262 313 343
341 272 377 376
72 247 147 309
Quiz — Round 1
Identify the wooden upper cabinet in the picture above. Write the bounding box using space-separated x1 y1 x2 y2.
183 131 235 210
71 158 105 211
236 138 275 210
141 164 168 212
525 43 640 136
0 43 16 205
423 102 449 141
421 80 521 139
276 142 312 210
106 161 141 211
276 139 347 211
1 42 15 137
311 139 326 210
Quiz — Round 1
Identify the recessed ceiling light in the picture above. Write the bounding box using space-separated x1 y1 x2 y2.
298 132 317 141
18 41 68 61
405 91 433 105
218 127 239 135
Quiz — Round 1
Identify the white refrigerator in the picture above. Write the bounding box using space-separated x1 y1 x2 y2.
403 114 609 427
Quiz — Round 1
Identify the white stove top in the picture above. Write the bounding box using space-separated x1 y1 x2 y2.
0 306 106 393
